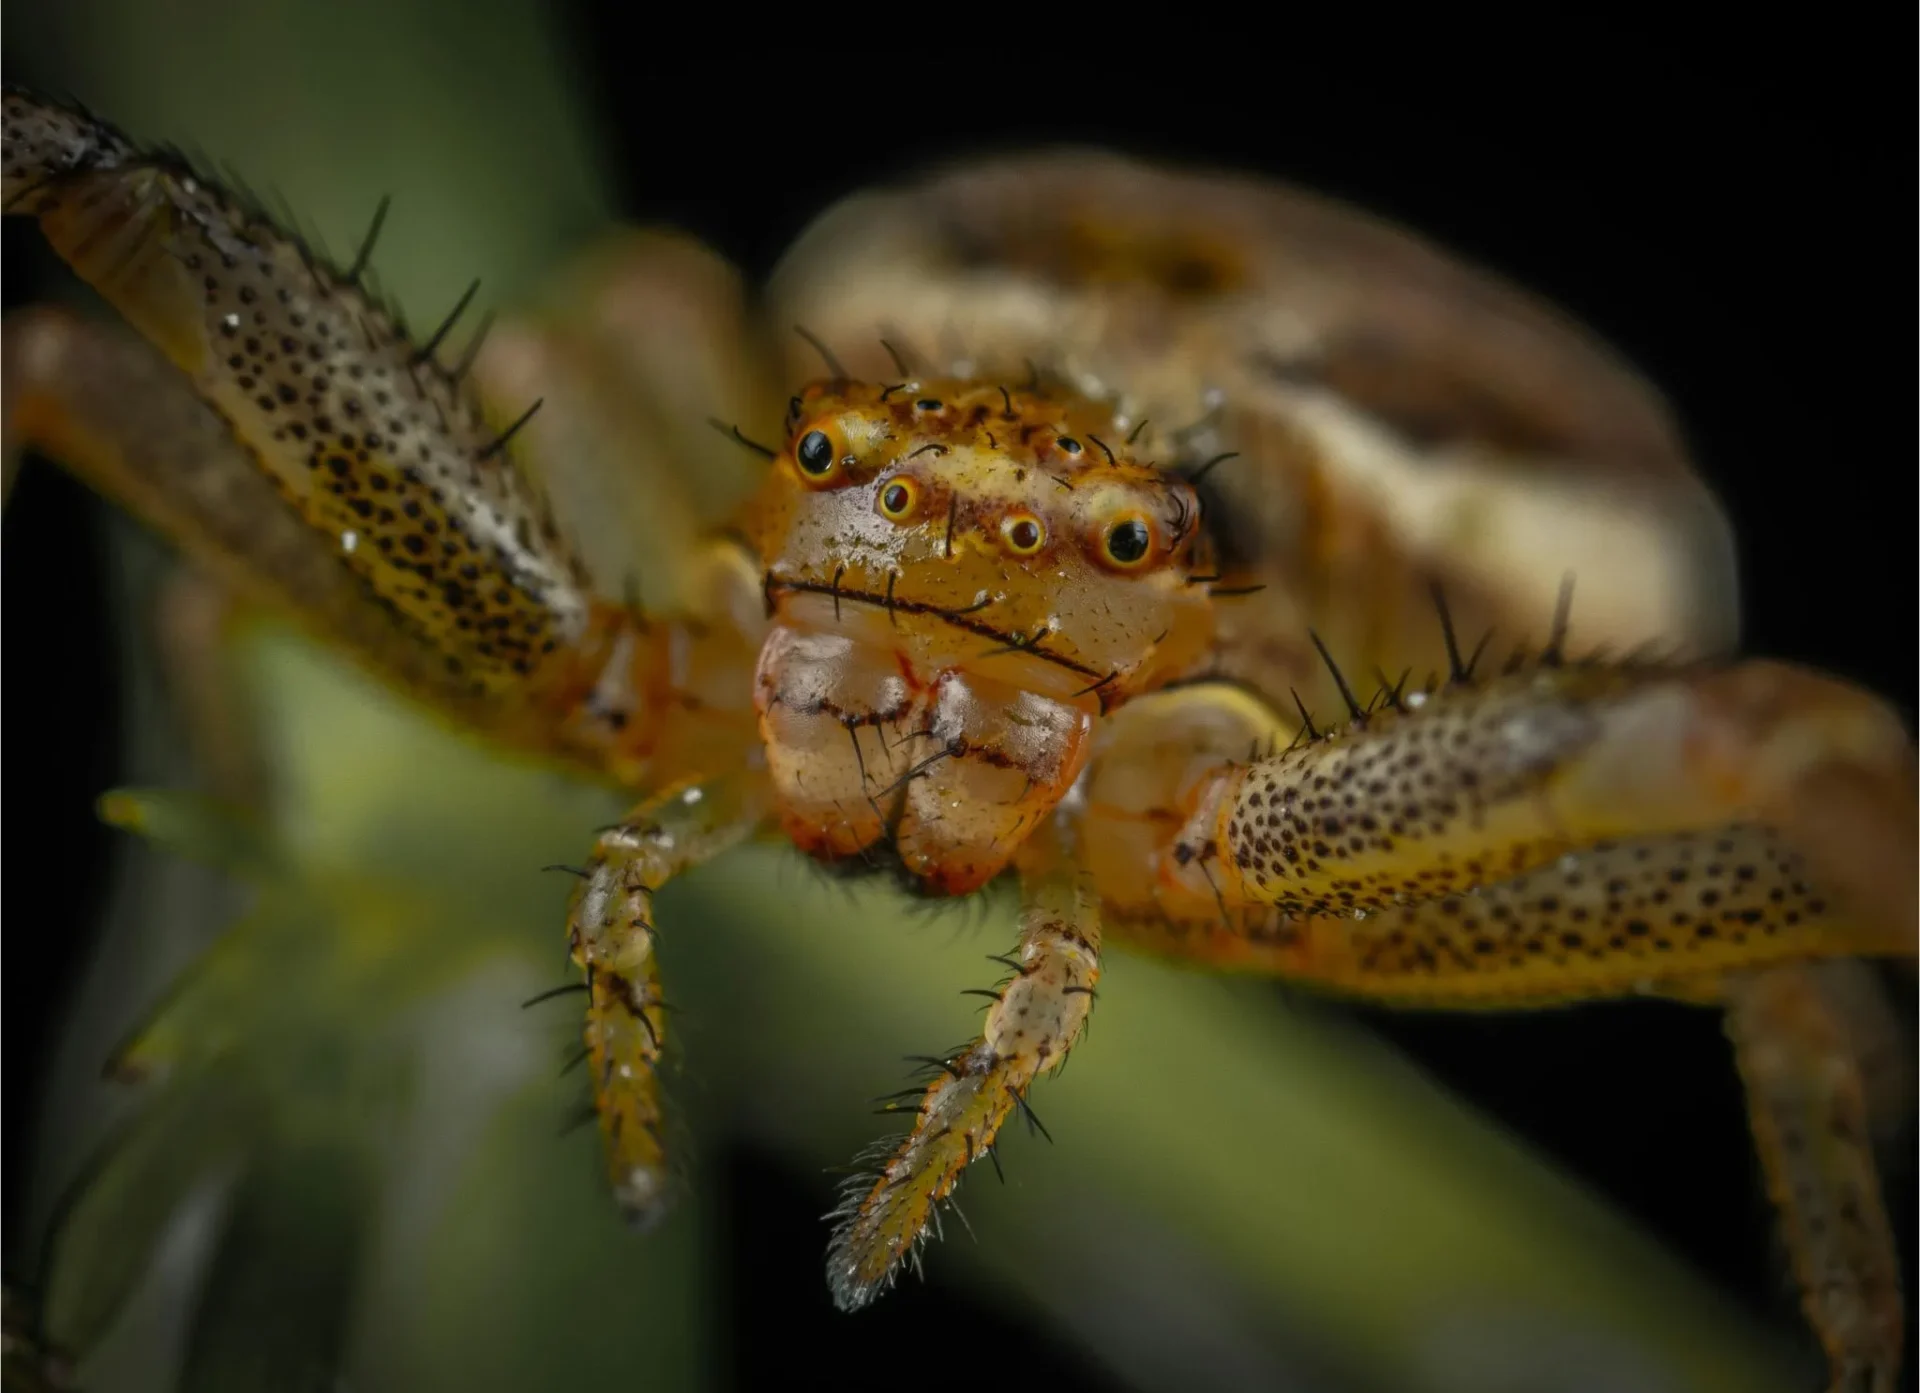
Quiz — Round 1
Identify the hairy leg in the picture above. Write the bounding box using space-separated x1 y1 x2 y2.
826 814 1101 1310
1108 891 1912 1390
1 306 500 712
1084 670 1914 1389
1095 662 1914 969
5 92 792 1241
567 773 770 1226
2 92 602 714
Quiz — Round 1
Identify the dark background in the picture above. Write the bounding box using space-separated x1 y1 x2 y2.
5 26 1914 1392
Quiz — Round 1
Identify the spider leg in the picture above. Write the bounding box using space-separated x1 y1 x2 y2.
1724 962 1903 1393
567 772 769 1227
2 94 631 757
3 94 771 783
6 300 774 1225
470 229 779 612
1 305 513 719
826 814 1100 1310
1082 671 1915 1391
1109 663 1914 969
149 564 272 812
1803 960 1915 1156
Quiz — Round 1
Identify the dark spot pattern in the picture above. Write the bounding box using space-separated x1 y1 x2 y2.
5 86 592 699
1221 670 1604 915
1334 827 1830 999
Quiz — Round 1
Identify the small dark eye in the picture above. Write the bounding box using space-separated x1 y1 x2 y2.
878 477 919 521
1002 514 1046 554
1057 436 1082 455
915 398 942 411
797 429 834 475
1104 518 1152 565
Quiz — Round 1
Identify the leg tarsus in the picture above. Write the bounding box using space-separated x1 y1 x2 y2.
826 816 1100 1311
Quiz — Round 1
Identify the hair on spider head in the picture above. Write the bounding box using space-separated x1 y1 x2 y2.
879 336 915 376
706 417 777 460
794 324 849 380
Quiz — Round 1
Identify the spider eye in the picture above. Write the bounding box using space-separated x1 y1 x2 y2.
877 476 919 522
1103 517 1153 567
1001 513 1046 555
796 429 835 476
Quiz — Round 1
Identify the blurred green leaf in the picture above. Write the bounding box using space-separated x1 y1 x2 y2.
43 1068 254 1356
177 1140 375 1393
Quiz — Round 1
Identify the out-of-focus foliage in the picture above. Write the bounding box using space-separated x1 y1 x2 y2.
7 3 1805 1391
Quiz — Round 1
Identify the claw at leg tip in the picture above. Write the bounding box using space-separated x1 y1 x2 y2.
616 1166 671 1233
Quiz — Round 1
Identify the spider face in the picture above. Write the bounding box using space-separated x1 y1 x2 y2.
747 378 1214 892
754 378 1212 682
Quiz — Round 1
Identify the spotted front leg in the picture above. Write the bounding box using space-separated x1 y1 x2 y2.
1083 673 1907 1000
1 305 533 726
1104 659 1915 981
1082 664 1914 1392
2 90 603 709
1726 963 1904 1393
3 91 783 790
567 774 768 1225
826 815 1101 1310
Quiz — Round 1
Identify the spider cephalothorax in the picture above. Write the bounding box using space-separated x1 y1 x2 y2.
749 377 1213 891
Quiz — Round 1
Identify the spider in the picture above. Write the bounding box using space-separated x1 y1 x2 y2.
3 84 1913 1392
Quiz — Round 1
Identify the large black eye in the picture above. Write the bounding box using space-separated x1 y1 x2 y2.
1104 518 1152 566
796 429 835 476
